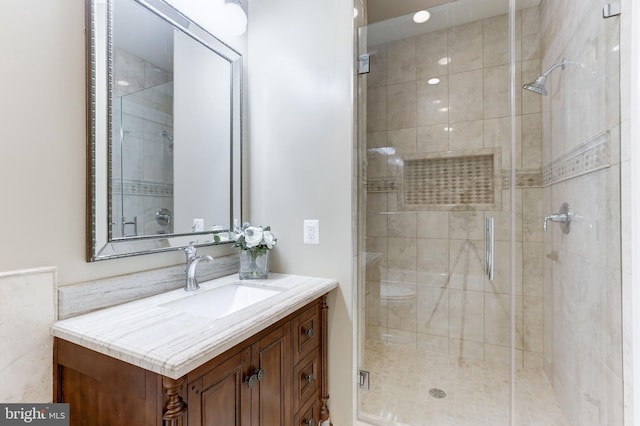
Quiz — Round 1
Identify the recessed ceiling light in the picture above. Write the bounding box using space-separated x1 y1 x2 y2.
413 10 430 23
117 80 130 87
438 57 451 66
427 78 440 85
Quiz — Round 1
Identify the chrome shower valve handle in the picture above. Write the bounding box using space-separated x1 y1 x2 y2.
544 202 573 234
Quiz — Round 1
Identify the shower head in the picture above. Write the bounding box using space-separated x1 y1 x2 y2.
523 75 548 96
522 58 567 96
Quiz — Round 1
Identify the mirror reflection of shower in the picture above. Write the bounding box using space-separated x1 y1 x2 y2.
112 76 174 238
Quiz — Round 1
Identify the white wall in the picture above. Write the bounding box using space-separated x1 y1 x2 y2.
247 0 355 423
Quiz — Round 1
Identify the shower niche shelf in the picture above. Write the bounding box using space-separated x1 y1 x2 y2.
399 148 502 211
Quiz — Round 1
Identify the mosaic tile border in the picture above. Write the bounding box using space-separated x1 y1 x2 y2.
367 177 398 193
502 169 543 188
111 179 173 197
368 168 542 194
542 132 610 186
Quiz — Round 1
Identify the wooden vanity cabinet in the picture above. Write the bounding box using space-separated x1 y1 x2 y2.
54 296 329 426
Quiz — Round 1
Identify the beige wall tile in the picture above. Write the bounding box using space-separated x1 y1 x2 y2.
387 283 417 332
449 240 485 292
417 76 449 126
387 37 416 85
523 241 543 297
366 193 388 237
366 131 389 178
524 296 543 352
367 44 387 89
388 211 417 238
522 59 542 114
485 293 524 349
366 280 387 327
449 289 485 342
448 120 484 151
484 63 522 119
416 286 449 336
365 236 388 281
483 14 511 67
367 86 387 132
449 211 485 240
522 113 542 168
417 124 449 153
417 238 449 277
387 237 417 283
484 116 522 170
523 188 543 242
449 70 483 123
387 128 417 155
485 241 523 295
416 29 448 79
521 7 541 61
487 189 523 242
387 82 417 130
448 21 483 74
417 211 449 239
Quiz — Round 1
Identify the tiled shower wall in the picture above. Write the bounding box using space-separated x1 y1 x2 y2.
112 48 174 237
365 7 545 367
540 0 624 424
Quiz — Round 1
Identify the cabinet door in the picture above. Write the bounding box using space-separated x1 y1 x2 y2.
188 347 252 426
251 323 292 426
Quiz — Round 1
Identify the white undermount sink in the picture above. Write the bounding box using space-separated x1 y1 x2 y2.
160 282 284 320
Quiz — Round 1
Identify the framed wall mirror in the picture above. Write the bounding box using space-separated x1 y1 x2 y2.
86 0 242 261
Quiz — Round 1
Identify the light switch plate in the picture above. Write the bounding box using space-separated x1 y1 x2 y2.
303 220 320 244
192 218 204 232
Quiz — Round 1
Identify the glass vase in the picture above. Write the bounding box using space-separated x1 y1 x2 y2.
239 250 269 280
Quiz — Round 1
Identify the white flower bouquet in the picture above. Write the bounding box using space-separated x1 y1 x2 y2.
232 222 277 255
233 223 277 279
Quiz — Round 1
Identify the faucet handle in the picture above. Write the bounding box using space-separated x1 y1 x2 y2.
184 241 198 259
543 202 572 234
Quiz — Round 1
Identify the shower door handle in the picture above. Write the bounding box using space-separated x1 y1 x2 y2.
485 217 495 281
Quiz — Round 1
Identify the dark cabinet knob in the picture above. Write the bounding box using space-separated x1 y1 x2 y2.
256 368 265 382
305 328 315 338
305 373 316 384
245 374 258 388
303 419 315 426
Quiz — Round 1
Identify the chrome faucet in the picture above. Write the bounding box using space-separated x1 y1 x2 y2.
184 242 213 291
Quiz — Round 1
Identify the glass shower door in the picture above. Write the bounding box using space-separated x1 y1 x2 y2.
356 1 517 424
356 0 624 425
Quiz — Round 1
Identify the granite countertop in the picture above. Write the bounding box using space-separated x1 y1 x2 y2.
51 273 338 379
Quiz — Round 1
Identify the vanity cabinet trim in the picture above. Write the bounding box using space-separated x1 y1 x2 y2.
54 295 330 426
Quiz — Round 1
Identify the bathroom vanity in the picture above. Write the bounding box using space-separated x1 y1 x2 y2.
52 274 337 425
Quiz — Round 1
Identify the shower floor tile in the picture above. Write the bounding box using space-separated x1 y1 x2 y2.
358 340 571 426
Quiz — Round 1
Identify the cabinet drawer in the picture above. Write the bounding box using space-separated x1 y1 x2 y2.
292 347 320 412
293 397 319 426
292 301 320 363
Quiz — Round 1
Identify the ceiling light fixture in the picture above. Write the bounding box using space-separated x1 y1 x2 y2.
222 0 247 36
413 10 430 24
427 78 440 85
